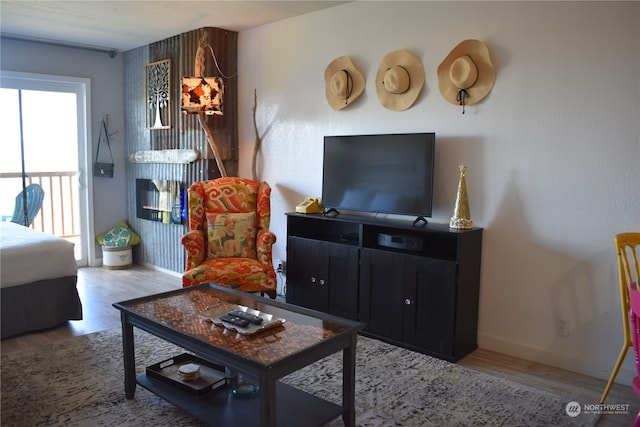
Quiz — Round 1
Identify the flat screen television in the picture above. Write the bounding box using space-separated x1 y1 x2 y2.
322 133 435 221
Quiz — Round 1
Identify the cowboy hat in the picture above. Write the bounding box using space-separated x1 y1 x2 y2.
324 56 365 110
375 50 425 111
438 39 496 109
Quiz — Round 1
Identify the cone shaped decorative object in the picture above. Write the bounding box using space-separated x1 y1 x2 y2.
450 164 473 229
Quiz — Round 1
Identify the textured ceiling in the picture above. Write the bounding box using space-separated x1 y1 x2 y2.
0 1 349 52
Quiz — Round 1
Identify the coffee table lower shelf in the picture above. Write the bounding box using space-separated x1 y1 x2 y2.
137 374 343 427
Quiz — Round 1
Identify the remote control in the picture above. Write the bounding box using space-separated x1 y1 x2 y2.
219 314 250 328
228 310 264 325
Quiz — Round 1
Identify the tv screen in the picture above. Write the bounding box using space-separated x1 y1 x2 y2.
322 133 435 218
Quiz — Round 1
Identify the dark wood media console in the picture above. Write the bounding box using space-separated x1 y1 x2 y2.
285 212 483 362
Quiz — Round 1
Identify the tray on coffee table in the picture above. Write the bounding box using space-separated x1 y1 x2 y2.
146 353 227 396
199 305 286 335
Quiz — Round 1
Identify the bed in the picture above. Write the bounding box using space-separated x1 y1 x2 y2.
1 221 82 339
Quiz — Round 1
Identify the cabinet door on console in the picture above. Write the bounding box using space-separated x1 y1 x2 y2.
401 255 457 357
286 237 358 318
360 249 458 358
325 243 359 319
287 237 326 310
359 249 406 340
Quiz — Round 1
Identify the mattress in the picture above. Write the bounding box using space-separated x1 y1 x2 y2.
0 221 78 288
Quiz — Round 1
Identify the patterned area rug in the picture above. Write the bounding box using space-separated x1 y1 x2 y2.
1 329 594 426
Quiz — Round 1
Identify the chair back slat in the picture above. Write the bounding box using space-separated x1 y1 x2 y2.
10 183 45 227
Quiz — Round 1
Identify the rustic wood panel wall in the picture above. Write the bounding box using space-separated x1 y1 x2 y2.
124 27 238 273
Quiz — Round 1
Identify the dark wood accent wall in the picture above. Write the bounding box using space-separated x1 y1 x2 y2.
124 27 238 273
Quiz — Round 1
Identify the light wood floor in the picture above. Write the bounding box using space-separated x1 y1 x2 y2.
1 264 638 426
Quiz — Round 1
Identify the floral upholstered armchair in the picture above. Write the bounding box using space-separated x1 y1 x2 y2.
181 177 277 299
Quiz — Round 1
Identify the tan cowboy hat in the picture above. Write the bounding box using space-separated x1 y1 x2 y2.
376 50 425 111
324 56 365 111
438 39 496 110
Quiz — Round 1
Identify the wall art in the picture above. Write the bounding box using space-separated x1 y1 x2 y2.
145 59 171 130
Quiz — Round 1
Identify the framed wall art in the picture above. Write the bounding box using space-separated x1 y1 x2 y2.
145 59 171 130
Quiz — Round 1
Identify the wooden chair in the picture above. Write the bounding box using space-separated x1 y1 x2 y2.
180 177 277 298
601 232 640 403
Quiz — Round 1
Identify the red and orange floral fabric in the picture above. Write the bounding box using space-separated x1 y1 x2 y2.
181 177 277 298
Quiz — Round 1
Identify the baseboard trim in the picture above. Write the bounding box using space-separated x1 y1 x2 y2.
138 261 182 278
478 333 635 385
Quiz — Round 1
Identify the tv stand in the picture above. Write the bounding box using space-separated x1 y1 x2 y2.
412 216 428 226
285 212 483 362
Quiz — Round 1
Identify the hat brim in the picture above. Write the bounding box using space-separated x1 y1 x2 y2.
324 56 366 111
376 50 425 111
438 39 496 106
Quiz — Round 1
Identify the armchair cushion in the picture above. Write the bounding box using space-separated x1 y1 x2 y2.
182 257 274 292
206 212 257 259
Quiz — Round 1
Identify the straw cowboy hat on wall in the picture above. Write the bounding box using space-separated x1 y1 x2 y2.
438 39 496 113
376 50 425 111
324 56 366 111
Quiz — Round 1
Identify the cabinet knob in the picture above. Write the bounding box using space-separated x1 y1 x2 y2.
405 298 413 306
311 277 316 283
319 279 326 285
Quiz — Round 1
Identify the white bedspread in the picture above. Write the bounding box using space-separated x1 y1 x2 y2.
0 222 78 288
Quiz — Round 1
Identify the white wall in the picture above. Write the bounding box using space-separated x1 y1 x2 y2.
238 1 640 382
1 38 125 265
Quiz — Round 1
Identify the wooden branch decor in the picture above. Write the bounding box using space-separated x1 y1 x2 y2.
194 33 227 177
251 89 262 180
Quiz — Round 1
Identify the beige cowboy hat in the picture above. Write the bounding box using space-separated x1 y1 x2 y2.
376 50 425 111
324 56 365 111
438 39 496 110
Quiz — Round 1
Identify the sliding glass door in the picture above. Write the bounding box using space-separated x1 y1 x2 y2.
0 72 93 266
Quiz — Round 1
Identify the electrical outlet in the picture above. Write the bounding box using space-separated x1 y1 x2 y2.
275 260 285 274
556 319 570 337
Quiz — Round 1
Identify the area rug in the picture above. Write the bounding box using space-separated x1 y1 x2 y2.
1 329 594 426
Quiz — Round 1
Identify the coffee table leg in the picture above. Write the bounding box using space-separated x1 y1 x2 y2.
121 313 136 399
257 374 277 427
342 334 357 427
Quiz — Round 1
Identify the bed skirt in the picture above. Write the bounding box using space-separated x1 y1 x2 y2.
1 276 83 339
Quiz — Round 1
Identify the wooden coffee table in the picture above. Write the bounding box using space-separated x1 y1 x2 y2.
113 283 365 427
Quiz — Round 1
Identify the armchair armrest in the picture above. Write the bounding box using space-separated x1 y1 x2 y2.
256 230 277 268
181 230 206 270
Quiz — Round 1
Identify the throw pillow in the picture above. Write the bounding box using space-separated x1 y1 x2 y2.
206 212 257 259
96 221 141 247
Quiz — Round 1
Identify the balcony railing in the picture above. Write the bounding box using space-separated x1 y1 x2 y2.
0 172 80 239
